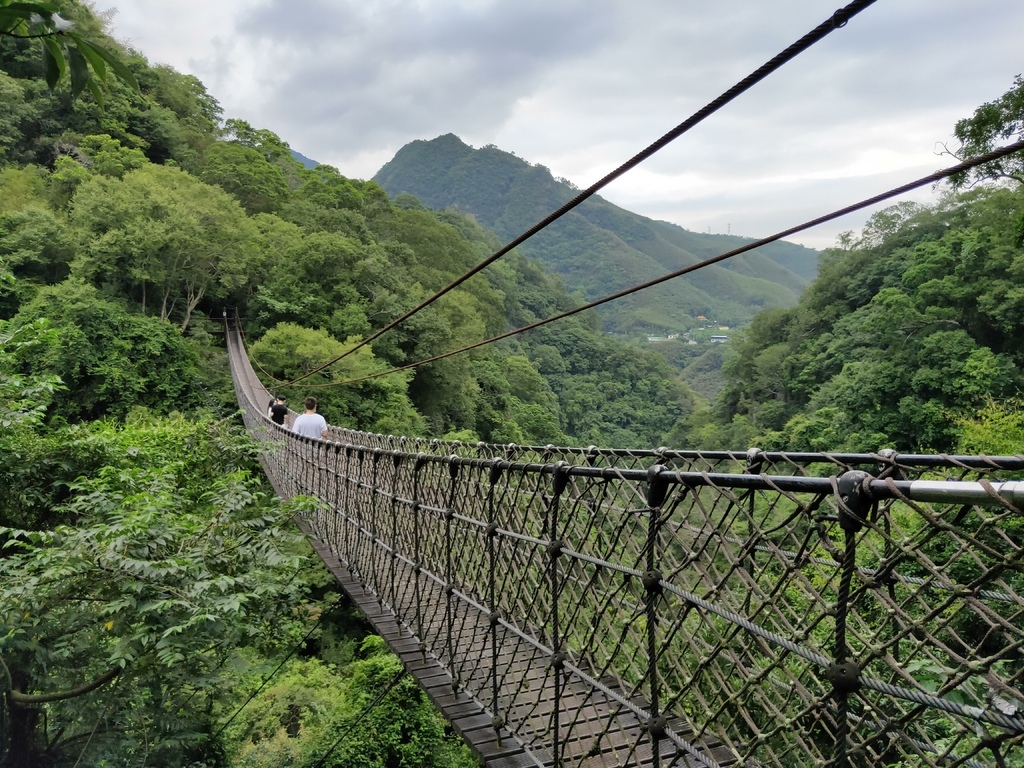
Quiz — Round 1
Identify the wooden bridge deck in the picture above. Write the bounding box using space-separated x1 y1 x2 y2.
297 521 537 767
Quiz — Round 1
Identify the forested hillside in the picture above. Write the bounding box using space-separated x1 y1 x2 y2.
0 21 699 449
0 3 701 765
373 133 819 335
2 0 1022 764
687 182 1024 454
675 73 1024 455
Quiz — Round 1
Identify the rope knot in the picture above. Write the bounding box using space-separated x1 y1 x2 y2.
644 715 668 738
830 8 851 29
827 661 862 693
642 569 663 595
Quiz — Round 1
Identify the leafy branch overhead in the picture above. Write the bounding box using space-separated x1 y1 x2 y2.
0 0 138 106
945 74 1024 189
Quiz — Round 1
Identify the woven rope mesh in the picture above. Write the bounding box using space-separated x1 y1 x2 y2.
229 322 1024 767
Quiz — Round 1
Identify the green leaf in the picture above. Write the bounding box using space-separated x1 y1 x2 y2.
80 37 139 92
86 77 105 110
8 2 60 10
0 9 32 34
73 37 107 80
67 44 89 98
41 36 64 90
0 2 57 32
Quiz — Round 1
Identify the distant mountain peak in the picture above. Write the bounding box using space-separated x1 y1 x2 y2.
374 136 818 335
290 149 320 170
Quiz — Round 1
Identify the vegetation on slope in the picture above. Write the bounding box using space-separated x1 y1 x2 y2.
0 2 703 765
687 154 1024 452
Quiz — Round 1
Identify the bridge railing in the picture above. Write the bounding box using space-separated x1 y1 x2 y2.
227 322 1024 768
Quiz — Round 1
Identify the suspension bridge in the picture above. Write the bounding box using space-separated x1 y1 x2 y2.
226 318 1024 767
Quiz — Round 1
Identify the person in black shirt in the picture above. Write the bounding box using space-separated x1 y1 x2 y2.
269 397 288 426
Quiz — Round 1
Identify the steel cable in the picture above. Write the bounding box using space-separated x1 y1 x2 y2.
309 669 407 768
212 598 342 740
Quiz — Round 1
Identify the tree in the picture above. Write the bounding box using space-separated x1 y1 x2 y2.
247 228 370 337
220 639 478 768
71 164 261 329
947 74 1024 189
700 185 1024 453
9 280 200 421
297 164 365 211
0 204 76 284
250 323 425 436
0 373 316 767
199 141 290 214
0 165 47 213
77 133 147 178
956 399 1024 455
222 118 293 164
0 312 62 430
0 71 37 162
0 281 329 766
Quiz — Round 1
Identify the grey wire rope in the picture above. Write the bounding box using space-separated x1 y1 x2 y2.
234 312 288 387
305 139 1024 388
275 0 879 390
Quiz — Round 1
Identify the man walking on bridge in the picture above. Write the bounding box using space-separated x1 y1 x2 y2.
269 396 288 426
292 396 328 440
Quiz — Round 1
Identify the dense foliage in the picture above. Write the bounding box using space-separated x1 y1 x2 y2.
690 185 1024 453
0 350 476 766
0 2 704 765
0 411 313 765
693 73 1024 455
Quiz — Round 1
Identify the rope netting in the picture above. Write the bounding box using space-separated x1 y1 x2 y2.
228 321 1024 768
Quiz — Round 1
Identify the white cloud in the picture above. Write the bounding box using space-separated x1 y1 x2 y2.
97 0 1024 250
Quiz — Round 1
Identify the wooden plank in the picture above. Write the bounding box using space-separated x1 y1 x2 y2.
485 753 548 768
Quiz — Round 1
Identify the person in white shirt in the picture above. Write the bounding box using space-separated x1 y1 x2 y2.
292 396 328 440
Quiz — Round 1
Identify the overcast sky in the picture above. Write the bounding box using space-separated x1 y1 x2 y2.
94 0 1022 251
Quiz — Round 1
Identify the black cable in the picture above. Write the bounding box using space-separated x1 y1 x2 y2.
315 138 1024 387
212 598 342 739
274 0 879 389
309 669 407 768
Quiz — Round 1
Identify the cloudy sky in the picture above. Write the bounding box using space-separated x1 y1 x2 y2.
94 0 1022 251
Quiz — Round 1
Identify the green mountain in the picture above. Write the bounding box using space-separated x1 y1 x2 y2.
695 186 1024 453
373 134 819 335
290 149 319 169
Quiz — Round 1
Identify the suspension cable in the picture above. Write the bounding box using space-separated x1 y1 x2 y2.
274 0 879 389
236 315 288 387
303 139 1024 388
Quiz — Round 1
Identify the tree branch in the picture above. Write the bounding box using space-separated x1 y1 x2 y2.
10 666 121 705
0 31 64 40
